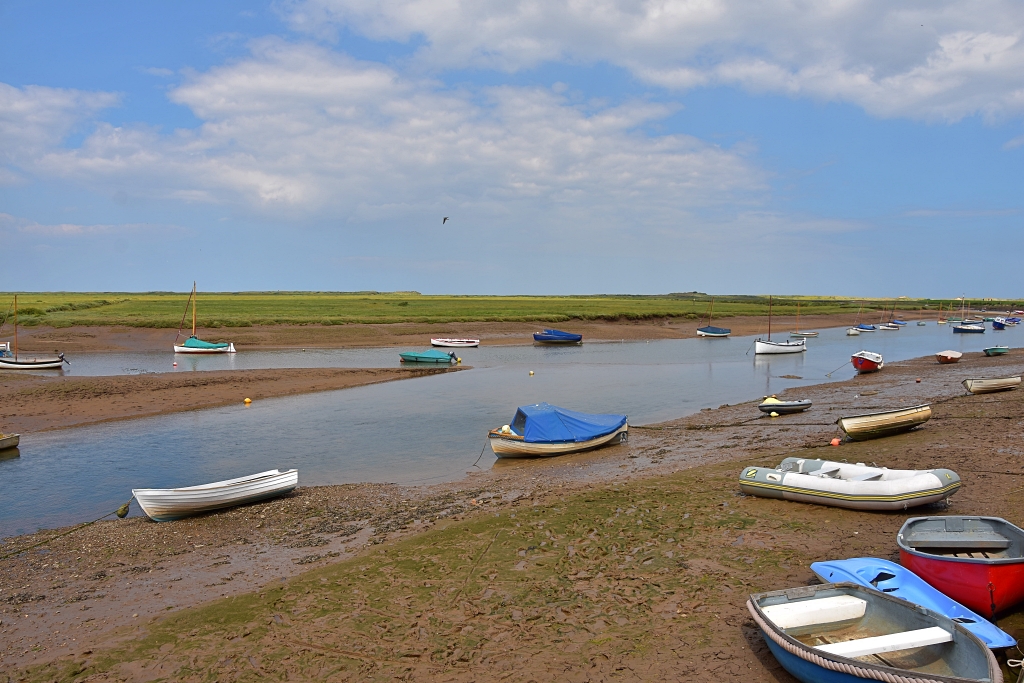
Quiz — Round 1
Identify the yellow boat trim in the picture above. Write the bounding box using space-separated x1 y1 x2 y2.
738 480 960 502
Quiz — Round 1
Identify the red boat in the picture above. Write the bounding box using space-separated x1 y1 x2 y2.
851 350 883 373
898 516 1024 618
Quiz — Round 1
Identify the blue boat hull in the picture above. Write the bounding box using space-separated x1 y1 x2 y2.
533 329 582 343
762 637 861 683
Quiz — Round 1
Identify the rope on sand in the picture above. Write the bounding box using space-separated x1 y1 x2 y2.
0 497 133 561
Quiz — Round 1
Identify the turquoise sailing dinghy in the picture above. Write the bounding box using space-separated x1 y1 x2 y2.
172 282 236 354
399 349 458 363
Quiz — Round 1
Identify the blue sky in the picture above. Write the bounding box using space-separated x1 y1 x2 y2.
2 0 1023 296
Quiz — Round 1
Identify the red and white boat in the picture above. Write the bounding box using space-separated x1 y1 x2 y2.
851 350 883 373
935 350 962 364
430 338 480 348
898 516 1024 618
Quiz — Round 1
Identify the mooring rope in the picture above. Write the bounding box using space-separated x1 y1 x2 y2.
746 600 1002 683
0 497 133 561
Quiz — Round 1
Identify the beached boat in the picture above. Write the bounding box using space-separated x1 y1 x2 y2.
758 396 812 414
953 324 985 334
488 402 627 458
0 433 20 451
899 516 1024 618
399 349 458 363
755 296 806 354
936 350 962 364
739 457 959 511
748 582 1000 683
961 376 1020 394
696 297 731 337
173 283 237 354
982 346 1008 357
430 338 480 347
810 557 1015 650
133 469 298 522
533 329 582 344
846 327 860 336
0 299 69 369
850 350 883 373
836 404 931 440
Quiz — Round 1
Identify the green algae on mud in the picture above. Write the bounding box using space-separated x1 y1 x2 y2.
20 457 824 682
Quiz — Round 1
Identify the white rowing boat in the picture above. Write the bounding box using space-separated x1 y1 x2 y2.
836 404 931 441
430 338 480 347
0 433 20 451
754 338 806 354
962 376 1021 394
133 469 298 521
739 458 960 511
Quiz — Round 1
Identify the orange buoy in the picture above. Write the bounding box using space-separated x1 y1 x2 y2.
830 438 841 446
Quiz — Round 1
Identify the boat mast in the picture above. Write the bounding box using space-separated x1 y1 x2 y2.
192 281 197 337
795 300 800 333
708 297 715 325
767 295 772 341
13 295 17 360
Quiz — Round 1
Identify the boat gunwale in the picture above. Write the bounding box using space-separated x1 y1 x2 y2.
898 516 1024 567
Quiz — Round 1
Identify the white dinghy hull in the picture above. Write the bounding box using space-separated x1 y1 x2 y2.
133 469 298 521
754 339 806 355
488 426 628 458
962 376 1021 394
172 342 236 354
430 338 480 347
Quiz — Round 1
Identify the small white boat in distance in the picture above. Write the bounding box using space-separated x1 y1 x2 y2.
962 376 1021 394
133 469 298 521
430 338 480 347
846 327 860 336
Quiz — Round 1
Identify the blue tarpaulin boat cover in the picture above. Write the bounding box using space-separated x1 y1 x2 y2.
510 403 626 443
182 336 231 349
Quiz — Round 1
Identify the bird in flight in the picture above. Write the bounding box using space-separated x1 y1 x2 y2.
442 216 449 224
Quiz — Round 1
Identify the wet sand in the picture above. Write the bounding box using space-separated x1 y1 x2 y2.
0 367 463 434
6 312 895 353
2 350 1023 679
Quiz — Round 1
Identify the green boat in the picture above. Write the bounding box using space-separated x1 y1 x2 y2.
399 349 458 363
983 346 1009 357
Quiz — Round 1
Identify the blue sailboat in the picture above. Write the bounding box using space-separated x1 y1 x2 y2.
696 297 731 337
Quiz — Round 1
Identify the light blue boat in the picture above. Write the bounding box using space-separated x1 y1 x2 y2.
399 349 457 363
810 557 1015 649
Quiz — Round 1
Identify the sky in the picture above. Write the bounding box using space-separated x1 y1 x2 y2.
1 0 1023 296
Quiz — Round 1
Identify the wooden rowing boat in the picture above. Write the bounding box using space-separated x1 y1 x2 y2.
899 516 1024 618
961 376 1020 394
748 583 1001 683
133 469 298 522
836 404 931 441
0 433 20 451
739 458 960 511
936 350 962 364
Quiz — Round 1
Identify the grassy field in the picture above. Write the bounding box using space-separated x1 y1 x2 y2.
0 292 1016 329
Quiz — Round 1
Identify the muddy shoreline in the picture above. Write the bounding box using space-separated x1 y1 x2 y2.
5 313 890 354
2 350 1023 678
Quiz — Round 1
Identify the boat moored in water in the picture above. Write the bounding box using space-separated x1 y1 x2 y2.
810 557 1015 650
936 350 962 364
533 329 582 344
962 376 1021 394
488 403 627 458
739 457 959 511
898 516 1024 619
851 350 883 373
133 469 299 522
400 349 458 363
0 299 70 369
836 404 931 440
755 295 806 354
430 338 480 347
953 324 985 334
696 297 731 337
748 582 1001 683
846 327 861 336
172 283 237 353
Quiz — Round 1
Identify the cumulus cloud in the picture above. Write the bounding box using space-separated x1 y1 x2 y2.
286 0 1024 121
6 40 766 234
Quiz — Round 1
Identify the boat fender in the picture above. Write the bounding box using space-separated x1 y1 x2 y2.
830 438 841 446
501 425 511 434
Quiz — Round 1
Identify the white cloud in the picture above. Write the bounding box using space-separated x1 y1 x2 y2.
1005 134 1024 149
0 212 154 236
5 40 767 234
286 0 1024 121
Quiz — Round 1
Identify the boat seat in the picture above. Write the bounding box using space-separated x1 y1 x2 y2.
848 472 883 482
815 627 951 658
812 464 842 479
762 595 866 630
908 533 1010 549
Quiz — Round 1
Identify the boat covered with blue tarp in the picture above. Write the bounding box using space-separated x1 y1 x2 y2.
533 329 582 343
488 403 627 458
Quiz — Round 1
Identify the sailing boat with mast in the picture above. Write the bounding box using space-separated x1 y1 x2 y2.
789 301 819 337
696 297 731 337
0 296 69 369
754 296 806 354
173 283 237 353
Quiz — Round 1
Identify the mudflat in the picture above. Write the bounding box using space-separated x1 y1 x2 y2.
2 351 1022 681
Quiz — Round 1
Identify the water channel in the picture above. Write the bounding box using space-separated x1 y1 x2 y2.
0 322 1014 537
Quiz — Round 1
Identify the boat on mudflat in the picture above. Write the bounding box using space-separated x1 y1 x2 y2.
982 346 1008 357
836 404 931 441
696 297 731 337
739 457 959 511
936 350 962 364
0 433 20 451
0 298 70 369
810 557 1015 650
430 338 479 347
962 376 1020 394
898 516 1024 619
133 469 299 522
748 582 1001 683
399 349 458 363
850 350 883 373
488 402 627 458
533 329 582 344
758 396 811 414
172 283 236 354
